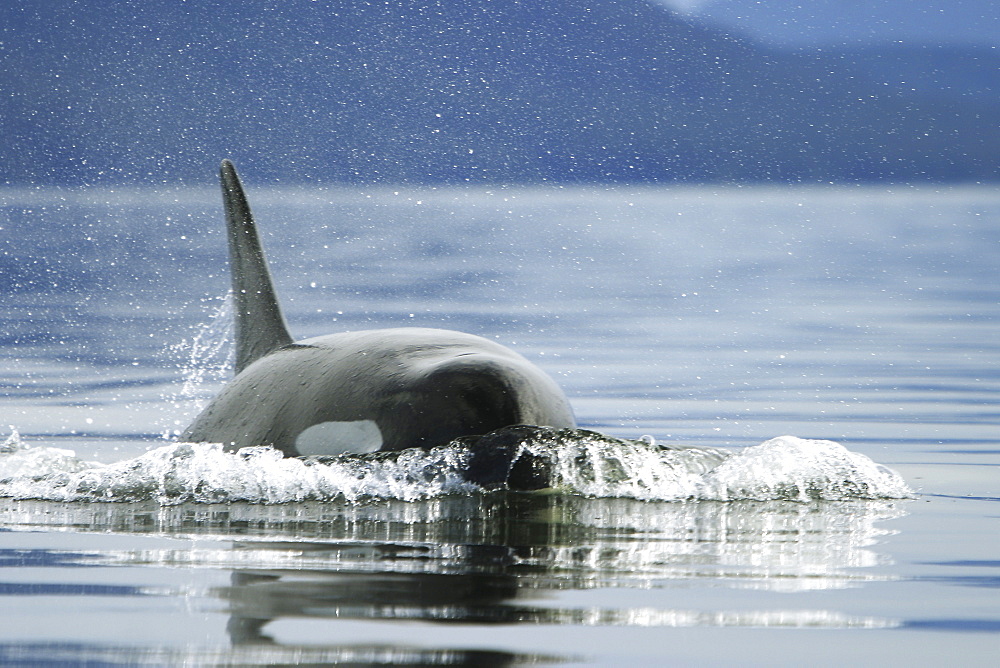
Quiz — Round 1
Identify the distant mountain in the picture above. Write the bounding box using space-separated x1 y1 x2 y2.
1 0 997 185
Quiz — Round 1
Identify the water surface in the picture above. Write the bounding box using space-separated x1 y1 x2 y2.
1 184 997 665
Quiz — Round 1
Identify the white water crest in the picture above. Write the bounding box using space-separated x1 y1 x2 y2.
0 429 912 505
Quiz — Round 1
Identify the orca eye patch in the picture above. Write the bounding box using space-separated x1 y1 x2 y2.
295 420 384 456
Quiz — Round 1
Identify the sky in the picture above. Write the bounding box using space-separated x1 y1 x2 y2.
655 0 999 47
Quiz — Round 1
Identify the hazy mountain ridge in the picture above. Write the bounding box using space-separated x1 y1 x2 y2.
2 0 996 184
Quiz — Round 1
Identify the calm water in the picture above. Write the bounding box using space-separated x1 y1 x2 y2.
1 184 998 665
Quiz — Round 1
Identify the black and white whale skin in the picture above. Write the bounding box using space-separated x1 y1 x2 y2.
181 161 575 456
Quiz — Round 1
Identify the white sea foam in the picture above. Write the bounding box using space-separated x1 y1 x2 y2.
698 436 914 501
0 429 912 504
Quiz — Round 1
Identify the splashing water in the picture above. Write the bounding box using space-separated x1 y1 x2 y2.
0 427 912 505
698 436 913 502
160 294 234 438
1 427 20 454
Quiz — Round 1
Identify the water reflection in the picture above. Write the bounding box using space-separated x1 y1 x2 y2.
0 643 555 667
0 493 906 646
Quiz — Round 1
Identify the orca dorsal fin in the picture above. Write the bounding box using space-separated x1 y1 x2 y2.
220 159 293 374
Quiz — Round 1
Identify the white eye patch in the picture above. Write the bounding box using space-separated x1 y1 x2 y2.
295 420 384 456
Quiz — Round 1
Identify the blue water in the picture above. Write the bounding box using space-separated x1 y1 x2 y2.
1 184 998 665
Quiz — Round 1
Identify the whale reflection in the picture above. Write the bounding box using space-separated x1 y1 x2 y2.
0 493 906 659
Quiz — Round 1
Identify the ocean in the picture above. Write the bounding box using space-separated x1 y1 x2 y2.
1 182 997 665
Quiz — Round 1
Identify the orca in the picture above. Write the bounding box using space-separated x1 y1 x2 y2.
181 160 575 456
